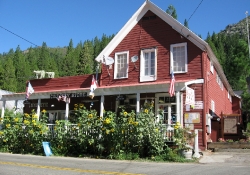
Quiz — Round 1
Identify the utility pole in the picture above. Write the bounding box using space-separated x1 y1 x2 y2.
246 11 250 59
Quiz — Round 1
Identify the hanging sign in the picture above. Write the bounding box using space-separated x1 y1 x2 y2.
185 86 195 105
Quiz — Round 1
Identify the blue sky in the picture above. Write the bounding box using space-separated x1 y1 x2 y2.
1 0 250 54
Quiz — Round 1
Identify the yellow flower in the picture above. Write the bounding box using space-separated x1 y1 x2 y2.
77 123 81 127
6 124 10 128
88 114 93 118
104 118 111 124
32 120 36 123
24 120 30 125
42 109 46 113
110 128 115 132
0 117 2 121
79 104 84 108
74 108 77 111
32 114 38 119
106 130 110 134
123 111 128 116
133 122 139 126
14 118 19 122
29 130 34 134
155 128 159 132
144 109 148 114
3 139 7 142
24 113 30 118
0 131 3 136
74 104 78 107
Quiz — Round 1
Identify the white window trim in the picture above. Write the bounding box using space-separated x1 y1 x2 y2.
114 51 129 79
210 61 214 74
211 100 215 112
140 48 157 82
170 42 188 74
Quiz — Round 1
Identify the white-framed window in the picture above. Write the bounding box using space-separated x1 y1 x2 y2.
210 61 214 74
211 100 215 112
140 48 157 82
170 42 187 73
114 51 129 79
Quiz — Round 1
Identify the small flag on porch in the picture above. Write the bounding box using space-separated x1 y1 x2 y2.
25 82 34 100
168 70 175 97
90 75 97 92
89 75 97 99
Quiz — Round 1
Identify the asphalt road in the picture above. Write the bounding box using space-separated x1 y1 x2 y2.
0 152 250 175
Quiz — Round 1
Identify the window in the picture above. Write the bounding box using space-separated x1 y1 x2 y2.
114 51 129 79
170 43 187 73
140 48 157 82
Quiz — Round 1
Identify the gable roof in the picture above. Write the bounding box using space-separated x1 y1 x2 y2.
95 0 236 96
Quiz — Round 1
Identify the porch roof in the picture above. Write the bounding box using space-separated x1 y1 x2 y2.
0 79 197 101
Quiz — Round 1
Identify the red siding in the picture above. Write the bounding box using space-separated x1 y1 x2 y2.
101 11 203 86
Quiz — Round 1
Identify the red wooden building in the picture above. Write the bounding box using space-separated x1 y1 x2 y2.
0 1 241 150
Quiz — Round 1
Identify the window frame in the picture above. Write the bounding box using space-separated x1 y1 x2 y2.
140 48 157 82
170 42 188 74
114 51 129 79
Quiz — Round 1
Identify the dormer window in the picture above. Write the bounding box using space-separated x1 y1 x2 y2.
140 48 157 82
114 51 129 79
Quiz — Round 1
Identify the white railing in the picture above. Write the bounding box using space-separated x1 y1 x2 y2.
46 123 176 142
161 124 175 142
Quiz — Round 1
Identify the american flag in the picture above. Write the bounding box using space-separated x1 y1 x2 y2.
25 82 34 100
169 70 175 97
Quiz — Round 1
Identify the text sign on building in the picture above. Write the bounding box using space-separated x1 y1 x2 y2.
184 112 200 124
50 92 87 99
224 118 237 134
194 101 203 109
185 87 195 105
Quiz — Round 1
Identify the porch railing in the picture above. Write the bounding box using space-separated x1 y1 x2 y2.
46 123 175 142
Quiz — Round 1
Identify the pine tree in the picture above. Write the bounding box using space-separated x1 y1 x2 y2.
77 40 94 75
14 46 30 92
184 19 189 29
166 5 177 19
0 50 17 92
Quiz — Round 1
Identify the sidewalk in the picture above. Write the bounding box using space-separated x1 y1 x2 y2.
199 149 250 164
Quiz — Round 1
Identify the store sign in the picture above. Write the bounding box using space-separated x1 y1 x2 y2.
50 92 87 99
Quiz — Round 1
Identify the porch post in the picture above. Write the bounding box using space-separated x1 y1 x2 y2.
176 91 180 124
193 129 201 158
65 101 69 120
136 93 140 114
100 95 104 117
37 99 41 120
1 100 6 118
14 100 18 114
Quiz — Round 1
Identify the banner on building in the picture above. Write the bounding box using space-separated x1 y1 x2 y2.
185 86 195 105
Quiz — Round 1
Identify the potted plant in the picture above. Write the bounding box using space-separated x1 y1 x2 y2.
172 122 196 159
